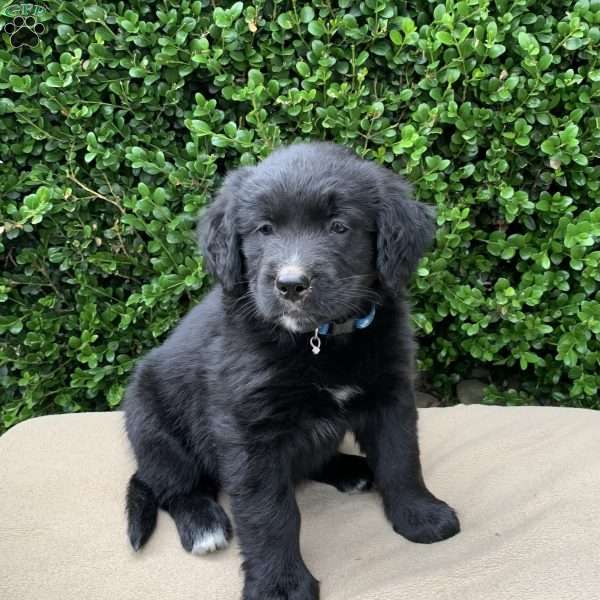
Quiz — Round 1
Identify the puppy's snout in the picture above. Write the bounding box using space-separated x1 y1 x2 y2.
275 267 311 302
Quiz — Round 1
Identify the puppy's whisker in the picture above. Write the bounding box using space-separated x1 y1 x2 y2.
236 303 260 321
335 273 379 281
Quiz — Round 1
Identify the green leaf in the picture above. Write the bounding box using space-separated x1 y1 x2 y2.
446 68 461 84
45 76 64 88
390 30 402 46
296 61 310 77
518 32 531 48
436 31 454 45
564 37 584 51
299 6 315 24
277 12 294 30
229 2 243 20
247 69 264 87
308 21 325 37
84 5 106 20
541 138 558 155
8 75 31 93
489 44 506 58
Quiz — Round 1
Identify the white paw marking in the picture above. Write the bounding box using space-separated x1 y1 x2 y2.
191 527 228 555
326 385 362 406
348 478 370 493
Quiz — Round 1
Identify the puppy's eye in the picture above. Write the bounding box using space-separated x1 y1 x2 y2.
257 223 274 235
330 221 349 234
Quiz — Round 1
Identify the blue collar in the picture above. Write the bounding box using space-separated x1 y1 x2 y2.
316 304 377 336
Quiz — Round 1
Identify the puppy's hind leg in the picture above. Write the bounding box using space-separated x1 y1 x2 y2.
164 477 233 555
126 426 231 555
310 453 374 493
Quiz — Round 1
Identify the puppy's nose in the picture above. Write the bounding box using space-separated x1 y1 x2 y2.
275 268 310 302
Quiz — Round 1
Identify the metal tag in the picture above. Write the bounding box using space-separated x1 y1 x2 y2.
309 329 321 355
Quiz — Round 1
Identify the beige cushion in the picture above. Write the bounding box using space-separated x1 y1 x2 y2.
1 405 599 600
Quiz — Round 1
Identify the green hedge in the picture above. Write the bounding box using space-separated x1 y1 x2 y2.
1 0 599 429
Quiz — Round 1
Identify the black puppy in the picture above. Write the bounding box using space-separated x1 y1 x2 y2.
124 142 460 600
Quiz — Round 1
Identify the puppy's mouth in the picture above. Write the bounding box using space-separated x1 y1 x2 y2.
278 308 318 334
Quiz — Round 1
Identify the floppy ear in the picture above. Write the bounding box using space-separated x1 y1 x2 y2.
198 167 252 294
376 173 436 295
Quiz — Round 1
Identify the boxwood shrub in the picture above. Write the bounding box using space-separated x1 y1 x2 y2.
1 0 599 429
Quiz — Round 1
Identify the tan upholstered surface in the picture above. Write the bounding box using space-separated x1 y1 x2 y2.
1 406 599 600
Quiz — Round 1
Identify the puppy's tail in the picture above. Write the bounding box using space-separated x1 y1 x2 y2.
126 473 158 551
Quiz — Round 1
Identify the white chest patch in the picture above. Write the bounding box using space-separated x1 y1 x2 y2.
326 385 362 406
280 315 302 332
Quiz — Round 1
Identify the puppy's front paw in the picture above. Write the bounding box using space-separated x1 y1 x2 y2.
243 569 319 600
388 492 460 544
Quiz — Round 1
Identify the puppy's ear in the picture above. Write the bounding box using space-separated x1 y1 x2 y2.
376 173 436 294
198 167 252 293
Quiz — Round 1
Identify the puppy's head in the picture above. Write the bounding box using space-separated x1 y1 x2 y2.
200 142 435 332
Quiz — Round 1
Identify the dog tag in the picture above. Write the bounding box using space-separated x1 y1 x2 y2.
310 329 321 355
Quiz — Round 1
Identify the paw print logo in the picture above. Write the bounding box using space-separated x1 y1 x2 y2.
4 15 46 48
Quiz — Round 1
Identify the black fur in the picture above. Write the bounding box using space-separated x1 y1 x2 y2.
311 453 374 493
124 142 460 600
126 474 157 551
